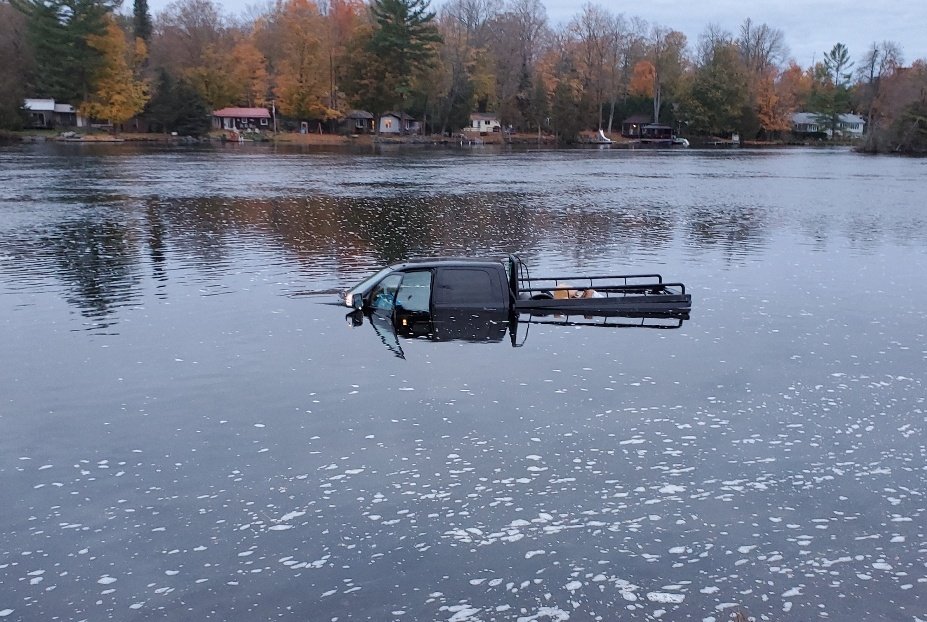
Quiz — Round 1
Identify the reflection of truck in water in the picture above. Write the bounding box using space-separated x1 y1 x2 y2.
341 256 691 350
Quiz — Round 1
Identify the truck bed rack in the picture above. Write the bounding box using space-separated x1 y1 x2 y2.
510 256 691 316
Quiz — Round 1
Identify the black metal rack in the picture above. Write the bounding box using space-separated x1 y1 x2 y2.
509 255 691 316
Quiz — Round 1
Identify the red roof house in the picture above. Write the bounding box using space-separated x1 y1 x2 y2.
212 107 272 131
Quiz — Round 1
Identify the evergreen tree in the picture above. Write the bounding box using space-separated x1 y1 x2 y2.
12 0 115 103
810 43 854 138
365 0 441 115
133 0 151 42
680 42 749 137
551 79 581 143
170 79 211 136
145 69 210 136
527 73 549 134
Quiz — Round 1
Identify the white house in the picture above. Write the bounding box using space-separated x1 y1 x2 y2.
792 112 865 138
24 98 87 128
378 111 419 134
464 112 501 134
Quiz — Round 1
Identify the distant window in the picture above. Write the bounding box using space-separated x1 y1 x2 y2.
384 119 393 129
434 268 496 306
260 118 268 126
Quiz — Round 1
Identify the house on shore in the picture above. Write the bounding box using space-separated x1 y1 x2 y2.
464 112 501 135
378 111 419 134
639 123 674 142
341 110 374 134
24 99 87 129
212 107 271 131
621 114 651 138
791 112 866 139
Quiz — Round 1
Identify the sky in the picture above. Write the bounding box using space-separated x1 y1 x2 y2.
145 0 927 68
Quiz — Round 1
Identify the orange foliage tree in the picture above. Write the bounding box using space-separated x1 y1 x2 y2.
629 60 655 97
273 0 339 121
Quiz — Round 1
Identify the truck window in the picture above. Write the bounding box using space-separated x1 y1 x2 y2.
395 270 432 313
433 268 498 306
370 273 403 312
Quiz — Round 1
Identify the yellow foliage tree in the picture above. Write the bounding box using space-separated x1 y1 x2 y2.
230 37 270 107
184 46 242 110
81 15 149 130
274 0 339 121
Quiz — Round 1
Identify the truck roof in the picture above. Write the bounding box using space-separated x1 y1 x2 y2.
388 256 507 271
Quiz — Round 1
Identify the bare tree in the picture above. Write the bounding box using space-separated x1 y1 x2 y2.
442 0 501 47
695 23 732 67
858 40 904 149
568 3 613 130
649 26 687 124
737 17 787 74
485 0 550 128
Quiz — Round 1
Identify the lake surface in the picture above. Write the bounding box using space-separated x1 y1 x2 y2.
1 143 925 621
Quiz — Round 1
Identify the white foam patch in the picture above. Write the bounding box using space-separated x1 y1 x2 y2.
647 592 685 604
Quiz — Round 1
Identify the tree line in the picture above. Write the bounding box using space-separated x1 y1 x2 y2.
1 0 925 152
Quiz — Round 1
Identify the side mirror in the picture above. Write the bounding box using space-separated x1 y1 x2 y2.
351 293 364 310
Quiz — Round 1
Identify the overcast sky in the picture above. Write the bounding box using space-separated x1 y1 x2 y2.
146 0 927 68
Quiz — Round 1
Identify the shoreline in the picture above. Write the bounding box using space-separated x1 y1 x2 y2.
1 129 868 150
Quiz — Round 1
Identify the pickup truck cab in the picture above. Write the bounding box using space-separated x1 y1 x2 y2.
343 258 512 342
343 257 511 313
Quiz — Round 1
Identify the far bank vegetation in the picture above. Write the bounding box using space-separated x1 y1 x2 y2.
1 0 925 153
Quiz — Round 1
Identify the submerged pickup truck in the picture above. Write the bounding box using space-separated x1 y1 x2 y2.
341 255 691 321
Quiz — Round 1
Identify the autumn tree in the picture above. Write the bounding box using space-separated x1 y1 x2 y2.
628 59 655 98
736 18 788 137
777 61 812 112
568 4 613 131
150 0 242 109
855 40 903 149
230 36 269 108
324 0 366 115
81 14 149 129
879 60 927 153
485 0 548 129
273 0 338 121
647 26 687 124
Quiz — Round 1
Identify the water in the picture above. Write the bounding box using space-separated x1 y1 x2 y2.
1 142 925 621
